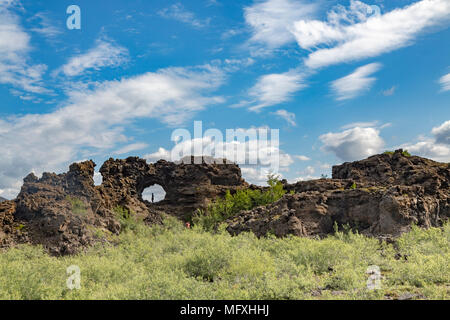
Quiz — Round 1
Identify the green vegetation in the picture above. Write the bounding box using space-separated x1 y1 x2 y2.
0 216 448 300
66 196 87 215
384 150 412 157
113 206 143 232
350 182 357 190
193 174 287 231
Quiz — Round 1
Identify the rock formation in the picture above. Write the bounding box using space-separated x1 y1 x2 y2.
227 150 449 238
0 197 7 203
1 156 247 255
0 149 448 255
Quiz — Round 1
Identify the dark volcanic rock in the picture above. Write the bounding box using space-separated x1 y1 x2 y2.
1 156 247 255
332 149 450 193
14 161 117 255
227 150 449 238
99 156 247 220
0 149 448 254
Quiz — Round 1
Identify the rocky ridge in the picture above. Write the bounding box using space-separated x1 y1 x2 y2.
227 150 449 238
0 149 448 255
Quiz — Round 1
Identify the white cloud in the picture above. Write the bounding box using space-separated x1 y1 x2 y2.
294 155 310 161
0 1 48 93
56 39 129 77
272 109 296 126
391 121 450 163
144 147 172 162
291 0 450 68
289 174 318 183
158 3 209 28
29 12 62 38
431 120 450 145
0 64 225 198
113 142 149 155
237 69 305 111
320 126 384 162
382 86 396 96
331 63 381 100
401 140 450 163
302 165 315 175
143 131 294 185
244 0 318 48
341 120 379 130
439 73 450 92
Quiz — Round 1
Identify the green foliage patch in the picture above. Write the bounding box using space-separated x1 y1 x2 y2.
193 174 287 230
66 196 87 216
383 150 412 157
0 216 448 300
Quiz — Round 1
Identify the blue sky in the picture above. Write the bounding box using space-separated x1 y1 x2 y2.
0 0 449 198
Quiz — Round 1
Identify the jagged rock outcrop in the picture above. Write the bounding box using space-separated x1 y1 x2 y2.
0 197 7 203
0 149 448 255
99 156 247 220
227 150 449 238
1 156 247 255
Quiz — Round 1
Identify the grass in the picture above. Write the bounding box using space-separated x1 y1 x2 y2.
66 196 87 216
0 216 448 300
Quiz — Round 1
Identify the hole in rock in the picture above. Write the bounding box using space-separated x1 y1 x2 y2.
93 171 103 186
142 184 166 203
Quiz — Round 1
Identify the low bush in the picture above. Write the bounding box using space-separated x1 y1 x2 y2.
193 174 287 230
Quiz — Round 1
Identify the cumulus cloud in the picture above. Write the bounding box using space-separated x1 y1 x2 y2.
439 73 450 92
144 147 172 162
402 140 450 163
272 109 297 126
0 1 48 93
0 64 225 198
236 69 305 111
143 130 293 185
331 63 381 100
244 0 318 48
403 120 450 162
291 0 450 68
432 120 450 145
55 39 129 77
320 125 384 162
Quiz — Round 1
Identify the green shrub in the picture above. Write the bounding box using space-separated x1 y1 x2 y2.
113 206 143 233
193 174 287 230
